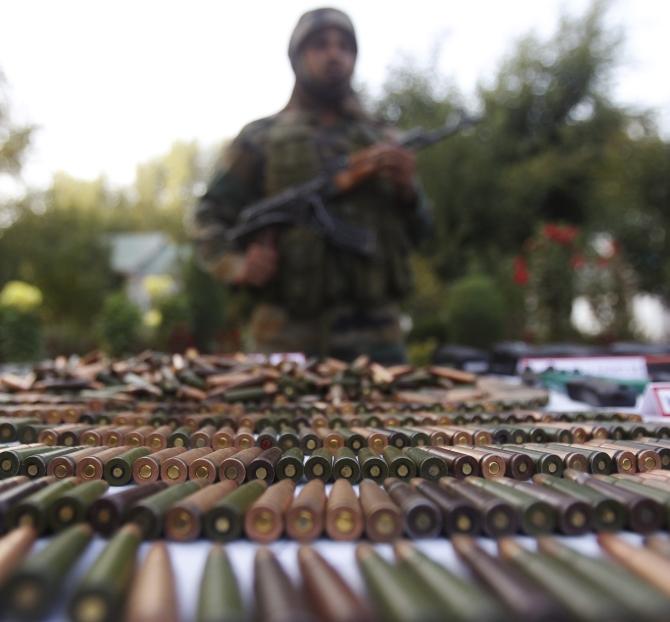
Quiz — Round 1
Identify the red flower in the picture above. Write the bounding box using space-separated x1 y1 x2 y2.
513 256 529 286
542 223 579 245
571 254 586 269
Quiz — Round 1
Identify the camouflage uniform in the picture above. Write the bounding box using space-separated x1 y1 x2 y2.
190 8 431 363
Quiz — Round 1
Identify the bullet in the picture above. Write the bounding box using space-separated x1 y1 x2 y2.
247 446 282 483
358 479 403 542
605 473 670 521
18 424 52 445
561 443 637 474
132 447 187 485
127 479 202 539
77 446 130 481
356 543 441 622
161 447 211 484
189 448 239 484
102 425 135 447
466 477 555 535
495 478 591 535
440 477 517 537
203 480 268 542
351 426 387 452
49 480 109 532
48 447 105 479
532 473 626 532
538 537 670 621
0 526 37 587
356 447 388 483
384 478 441 538
299 546 375 622
0 445 53 478
68 523 142 622
233 426 256 450
588 440 661 472
219 446 262 484
146 425 174 451
620 440 670 469
564 469 663 533
104 447 151 486
276 447 304 482
424 447 478 478
4 524 93 620
125 542 179 622
286 479 326 542
164 480 237 541
191 424 216 449
331 447 361 483
88 482 168 537
254 547 314 622
167 424 192 448
212 425 236 449
599 533 670 598
20 445 83 479
277 424 300 451
8 477 78 534
394 541 501 622
382 446 416 479
0 477 54 534
38 424 89 446
498 538 623 622
304 448 332 482
524 443 589 472
325 479 364 541
0 475 29 494
500 445 564 476
316 427 345 453
452 536 566 622
79 425 114 447
410 478 480 535
196 545 246 622
403 447 446 480
339 428 367 452
298 425 321 453
244 479 295 543
0 418 41 443
481 446 535 480
124 425 155 448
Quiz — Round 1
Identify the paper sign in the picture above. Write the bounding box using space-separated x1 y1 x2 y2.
640 383 670 417
518 356 649 381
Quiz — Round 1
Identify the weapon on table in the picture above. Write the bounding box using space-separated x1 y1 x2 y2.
225 110 481 256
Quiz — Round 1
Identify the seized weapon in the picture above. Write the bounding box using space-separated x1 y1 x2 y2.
225 111 481 256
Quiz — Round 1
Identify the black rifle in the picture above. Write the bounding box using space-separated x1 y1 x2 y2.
226 111 481 257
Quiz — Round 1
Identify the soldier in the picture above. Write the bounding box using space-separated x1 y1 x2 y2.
190 7 431 363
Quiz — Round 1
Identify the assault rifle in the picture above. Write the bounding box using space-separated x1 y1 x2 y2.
226 110 481 257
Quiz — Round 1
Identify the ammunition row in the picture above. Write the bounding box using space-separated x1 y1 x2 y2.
2 415 664 463
5 470 670 542
5 436 670 489
3 526 670 622
0 405 647 439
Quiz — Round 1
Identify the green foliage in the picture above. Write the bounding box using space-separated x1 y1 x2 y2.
443 273 507 348
96 292 142 357
182 256 235 352
378 0 670 341
152 292 192 351
0 306 42 362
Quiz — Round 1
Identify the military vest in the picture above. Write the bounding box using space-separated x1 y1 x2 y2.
262 109 413 317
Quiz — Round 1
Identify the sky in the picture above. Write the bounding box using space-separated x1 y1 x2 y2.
0 0 668 191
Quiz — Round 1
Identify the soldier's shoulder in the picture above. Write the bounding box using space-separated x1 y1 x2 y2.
236 115 280 146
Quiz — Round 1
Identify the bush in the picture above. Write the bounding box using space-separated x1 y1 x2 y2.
0 307 43 362
444 273 506 349
96 292 142 357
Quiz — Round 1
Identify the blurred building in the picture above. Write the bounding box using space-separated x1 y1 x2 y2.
108 232 188 310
